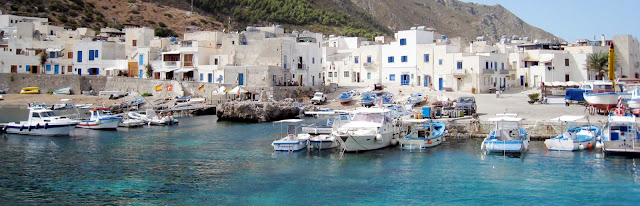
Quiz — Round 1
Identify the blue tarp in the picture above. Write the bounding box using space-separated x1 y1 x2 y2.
565 88 585 102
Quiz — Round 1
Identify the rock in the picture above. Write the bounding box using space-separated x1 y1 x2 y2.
216 101 300 122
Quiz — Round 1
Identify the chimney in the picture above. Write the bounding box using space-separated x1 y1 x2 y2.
601 34 606 46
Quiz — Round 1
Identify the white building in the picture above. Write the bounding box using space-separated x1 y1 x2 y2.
381 27 435 87
323 36 382 87
73 38 126 76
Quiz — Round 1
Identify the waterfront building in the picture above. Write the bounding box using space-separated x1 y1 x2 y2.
73 38 126 76
611 35 640 79
381 27 435 87
323 36 382 87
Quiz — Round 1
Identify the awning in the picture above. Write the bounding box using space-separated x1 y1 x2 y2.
175 67 196 73
228 86 249 94
46 48 62 52
524 56 539 62
105 67 126 71
154 68 178 73
162 51 181 55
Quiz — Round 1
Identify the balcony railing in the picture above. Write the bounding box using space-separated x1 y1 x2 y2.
183 61 193 67
163 61 178 66
483 69 494 74
297 63 306 69
452 69 466 75
499 69 509 74
363 62 374 67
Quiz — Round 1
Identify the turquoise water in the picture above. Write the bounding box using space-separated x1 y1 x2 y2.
1 115 639 205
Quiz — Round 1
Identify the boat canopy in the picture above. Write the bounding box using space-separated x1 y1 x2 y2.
609 115 636 123
550 115 585 122
274 119 304 123
488 116 523 122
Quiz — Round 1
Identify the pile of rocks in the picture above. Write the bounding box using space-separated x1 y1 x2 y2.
216 100 300 122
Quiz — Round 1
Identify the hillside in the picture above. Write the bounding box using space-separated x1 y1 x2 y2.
1 0 560 42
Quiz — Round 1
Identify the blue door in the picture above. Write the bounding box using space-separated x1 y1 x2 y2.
520 76 524 86
424 75 431 87
400 74 410 85
45 65 51 72
438 78 443 90
238 73 244 85
139 69 143 78
54 65 59 74
208 73 213 83
78 69 81 76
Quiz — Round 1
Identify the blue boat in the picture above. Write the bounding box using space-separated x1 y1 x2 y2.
382 93 394 104
336 91 354 103
407 93 426 104
399 119 446 150
481 114 529 154
358 93 377 107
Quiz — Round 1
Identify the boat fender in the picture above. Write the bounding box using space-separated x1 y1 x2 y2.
20 125 24 131
587 142 593 149
28 125 32 132
2 125 6 131
375 134 382 142
596 136 601 141
579 144 584 150
390 138 398 145
428 140 432 144
44 123 48 129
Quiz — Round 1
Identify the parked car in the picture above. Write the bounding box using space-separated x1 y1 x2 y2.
310 92 327 105
455 96 476 115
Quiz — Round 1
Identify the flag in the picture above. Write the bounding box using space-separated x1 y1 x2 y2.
155 84 162 92
198 85 205 92
617 96 623 108
166 84 173 92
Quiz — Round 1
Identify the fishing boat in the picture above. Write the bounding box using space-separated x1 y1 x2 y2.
309 135 340 150
336 91 355 104
20 87 39 94
626 87 640 109
583 92 622 111
76 108 123 130
382 93 395 104
600 111 640 156
407 93 426 104
272 119 310 152
128 109 179 125
358 93 377 107
544 115 598 151
52 87 71 95
2 106 78 136
399 119 446 150
480 114 529 154
333 107 399 152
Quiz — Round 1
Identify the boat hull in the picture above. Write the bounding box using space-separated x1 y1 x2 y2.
5 123 74 136
482 140 529 153
309 135 339 150
301 125 332 134
584 92 620 110
399 135 444 150
77 117 121 130
602 140 640 155
272 139 308 152
628 99 640 109
340 132 393 152
545 139 595 151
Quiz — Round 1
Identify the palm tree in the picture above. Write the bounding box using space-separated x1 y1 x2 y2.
586 52 608 80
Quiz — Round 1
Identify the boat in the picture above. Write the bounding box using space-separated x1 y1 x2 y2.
128 109 179 125
480 114 530 154
544 115 599 151
52 99 74 110
76 108 123 130
381 93 395 104
407 93 426 104
52 87 71 95
20 87 39 94
75 103 94 109
118 118 145 127
309 134 340 150
272 119 310 152
583 92 623 111
358 93 378 107
336 91 355 104
600 111 640 156
333 107 399 152
81 91 98 96
174 98 205 108
398 119 446 150
626 87 640 109
2 106 77 136
0 95 3 100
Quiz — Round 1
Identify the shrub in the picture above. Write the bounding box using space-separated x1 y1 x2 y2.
127 0 136 3
102 5 109 10
527 93 540 101
47 90 54 94
130 9 139 14
164 13 173 18
154 27 178 37
158 22 166 27
141 92 152 97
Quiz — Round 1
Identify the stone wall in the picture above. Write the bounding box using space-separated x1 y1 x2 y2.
0 73 83 94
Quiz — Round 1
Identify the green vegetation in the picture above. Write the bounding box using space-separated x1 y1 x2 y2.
154 27 178 37
164 13 173 18
142 92 153 97
145 65 153 78
9 75 14 82
586 52 609 80
47 90 54 94
527 93 540 101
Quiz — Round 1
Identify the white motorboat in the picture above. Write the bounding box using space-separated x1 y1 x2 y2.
3 106 78 136
272 119 310 152
626 87 640 109
118 118 145 127
309 134 340 150
128 109 179 125
333 107 399 152
480 114 530 154
399 119 446 150
174 98 206 108
600 112 640 156
407 93 426 104
76 108 123 130
544 115 598 151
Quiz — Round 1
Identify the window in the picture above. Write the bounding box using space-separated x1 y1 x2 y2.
68 52 73 59
139 55 144 65
132 40 137 46
389 74 396 81
367 56 371 63
501 63 504 70
334 72 337 77
46 65 51 71
354 56 359 64
490 62 493 69
457 62 462 69
344 71 349 77
95 50 99 58
312 57 315 64
400 38 406 45
26 65 30 72
367 72 371 79
388 56 394 63
424 54 429 62
49 52 55 58
401 56 408 62
494 62 497 69
438 59 443 65
184 54 193 66
215 58 219 65
565 58 569 66
77 51 82 62
89 50 94 61
565 74 570 81
486 62 489 69
200 73 203 81
328 72 333 77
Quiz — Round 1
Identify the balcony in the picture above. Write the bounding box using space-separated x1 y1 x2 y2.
363 62 374 68
483 69 494 74
297 63 306 69
452 69 467 76
183 61 193 67
163 61 178 67
499 69 509 74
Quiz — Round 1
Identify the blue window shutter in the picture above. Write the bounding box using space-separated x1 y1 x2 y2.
95 50 99 58
502 63 504 70
26 65 30 72
457 62 462 69
49 52 55 58
367 56 371 63
77 51 82 62
439 59 442 65
208 73 213 83
485 62 488 69
389 74 395 81
200 73 203 81
424 54 429 62
139 55 144 65
89 50 94 61
355 57 358 64
46 65 51 71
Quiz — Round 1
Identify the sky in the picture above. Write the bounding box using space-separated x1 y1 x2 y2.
459 0 639 43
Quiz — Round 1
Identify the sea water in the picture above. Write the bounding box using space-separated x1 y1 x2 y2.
0 114 639 205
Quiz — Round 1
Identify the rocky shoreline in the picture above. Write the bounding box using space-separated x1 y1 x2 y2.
216 100 300 123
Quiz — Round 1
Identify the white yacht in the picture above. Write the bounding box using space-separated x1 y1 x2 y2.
3 106 78 136
601 113 640 156
333 107 399 152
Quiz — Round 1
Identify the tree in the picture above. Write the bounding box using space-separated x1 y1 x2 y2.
145 64 153 78
586 52 608 80
40 52 48 74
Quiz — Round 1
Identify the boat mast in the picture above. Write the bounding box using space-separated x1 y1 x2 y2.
609 43 616 92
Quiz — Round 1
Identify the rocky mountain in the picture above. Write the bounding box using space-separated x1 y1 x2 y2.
1 0 560 42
